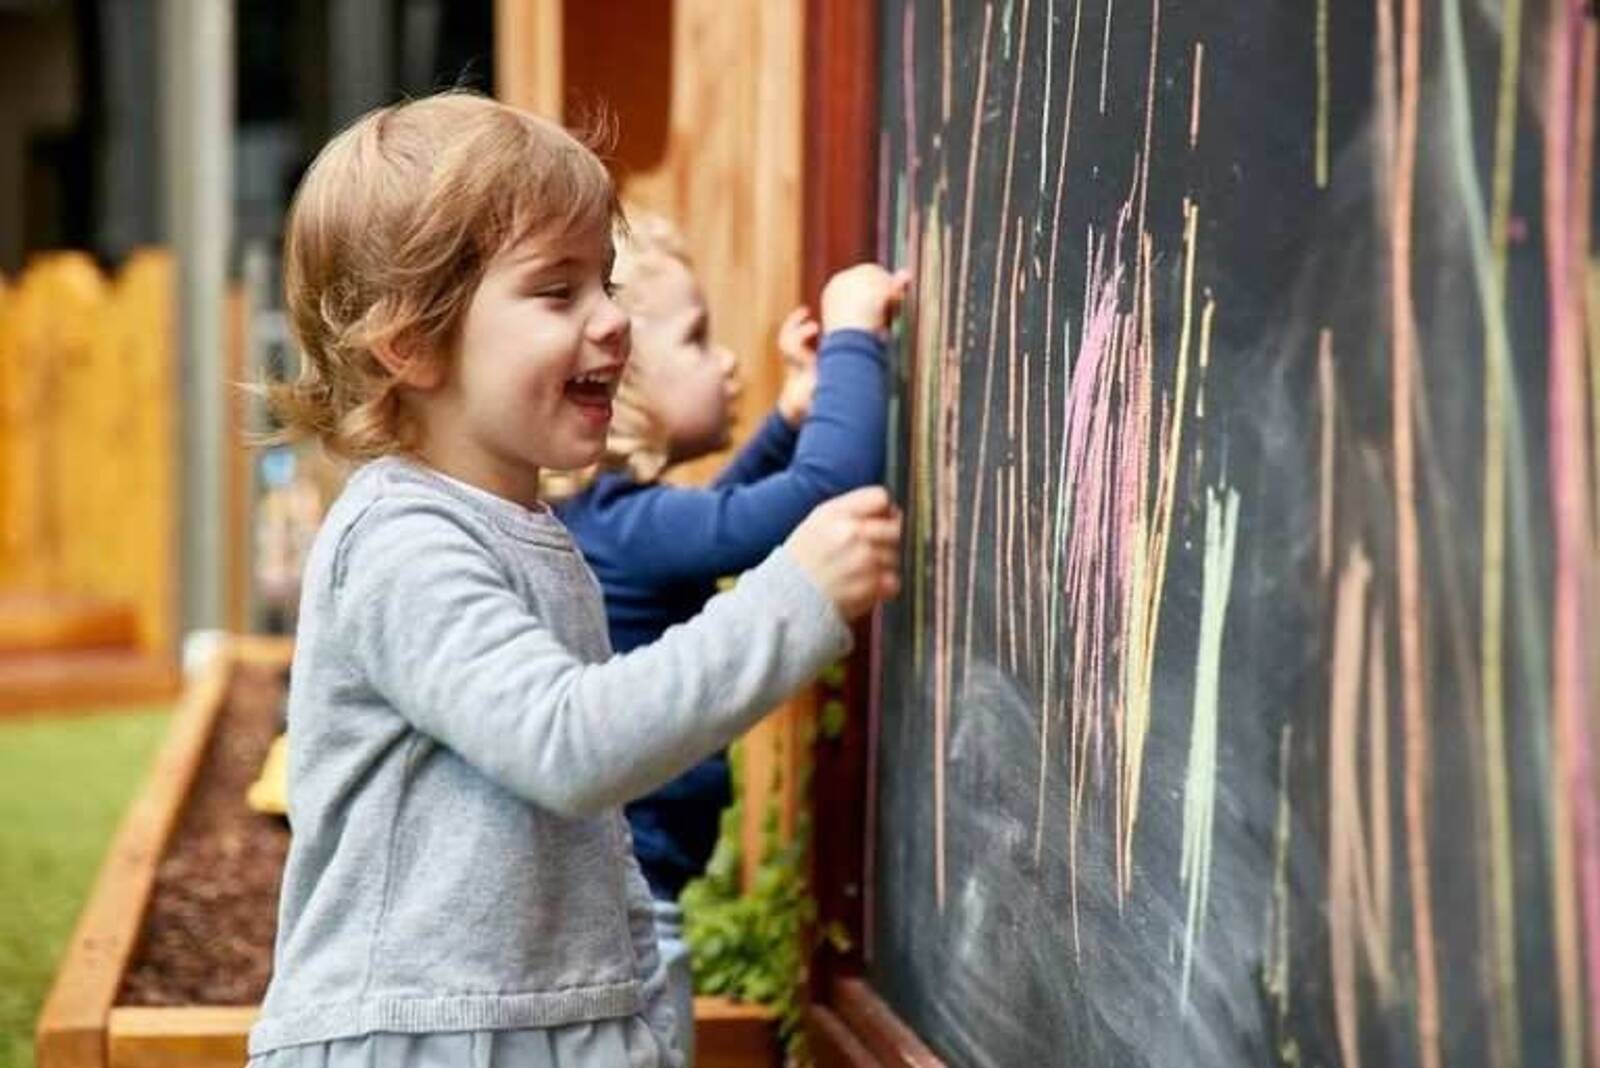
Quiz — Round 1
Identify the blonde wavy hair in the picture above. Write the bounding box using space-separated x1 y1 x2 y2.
269 91 621 460
540 209 693 498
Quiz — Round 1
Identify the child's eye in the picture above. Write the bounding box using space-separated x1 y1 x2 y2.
532 285 573 302
604 281 623 300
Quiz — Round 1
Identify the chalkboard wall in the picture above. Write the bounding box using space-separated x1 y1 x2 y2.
868 1 1599 1066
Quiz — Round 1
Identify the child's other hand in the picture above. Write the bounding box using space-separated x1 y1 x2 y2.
787 486 903 621
820 264 912 337
776 305 820 426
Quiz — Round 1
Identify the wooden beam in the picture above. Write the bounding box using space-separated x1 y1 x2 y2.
101 998 777 1068
808 1005 878 1067
107 1007 258 1068
229 633 294 669
35 646 234 1067
493 0 564 118
694 996 781 1068
832 979 943 1067
0 648 178 717
0 594 139 655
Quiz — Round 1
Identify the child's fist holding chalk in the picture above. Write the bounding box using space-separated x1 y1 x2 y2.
821 263 913 337
787 485 904 621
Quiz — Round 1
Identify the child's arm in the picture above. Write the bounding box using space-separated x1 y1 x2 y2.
337 488 898 819
708 411 799 490
610 266 910 584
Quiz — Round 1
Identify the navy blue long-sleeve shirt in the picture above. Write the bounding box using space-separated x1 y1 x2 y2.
556 328 888 898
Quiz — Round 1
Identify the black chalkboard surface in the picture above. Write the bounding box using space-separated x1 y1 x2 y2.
866 1 1599 1066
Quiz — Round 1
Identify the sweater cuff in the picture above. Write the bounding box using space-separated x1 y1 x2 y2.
753 546 854 662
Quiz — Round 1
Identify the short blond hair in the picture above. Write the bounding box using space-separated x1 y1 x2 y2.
271 91 621 460
541 209 693 497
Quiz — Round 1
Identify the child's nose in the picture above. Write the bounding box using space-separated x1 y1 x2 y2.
589 297 630 352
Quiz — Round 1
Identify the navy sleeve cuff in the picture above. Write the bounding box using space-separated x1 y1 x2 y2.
818 328 888 362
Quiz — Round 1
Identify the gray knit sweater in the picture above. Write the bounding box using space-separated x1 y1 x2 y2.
248 457 850 1056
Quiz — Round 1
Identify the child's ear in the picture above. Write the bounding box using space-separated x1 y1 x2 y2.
372 332 445 390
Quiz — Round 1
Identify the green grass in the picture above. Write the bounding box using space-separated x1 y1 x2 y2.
0 707 170 1068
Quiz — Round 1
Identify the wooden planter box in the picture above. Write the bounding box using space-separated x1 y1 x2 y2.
37 636 780 1068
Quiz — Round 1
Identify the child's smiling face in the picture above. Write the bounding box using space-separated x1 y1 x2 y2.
413 224 630 505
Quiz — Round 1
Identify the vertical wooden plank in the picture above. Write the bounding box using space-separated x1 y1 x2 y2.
803 0 882 295
224 282 251 636
51 255 112 601
1 263 57 590
34 256 107 598
114 251 178 657
494 0 564 118
745 0 809 846
804 0 881 997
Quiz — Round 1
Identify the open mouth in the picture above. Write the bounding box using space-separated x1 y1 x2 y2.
563 365 622 426
564 367 620 403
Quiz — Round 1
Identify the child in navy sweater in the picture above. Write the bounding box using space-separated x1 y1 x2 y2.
553 213 907 1059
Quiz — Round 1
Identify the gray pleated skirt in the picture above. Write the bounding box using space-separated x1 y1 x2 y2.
247 1017 672 1068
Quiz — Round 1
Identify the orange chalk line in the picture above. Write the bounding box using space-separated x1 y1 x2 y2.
934 2 994 912
1329 545 1372 1068
1115 0 1169 898
1544 8 1600 1068
1388 0 1442 1062
959 0 1027 680
1365 603 1394 992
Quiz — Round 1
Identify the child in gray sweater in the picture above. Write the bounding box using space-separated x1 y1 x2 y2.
246 92 905 1068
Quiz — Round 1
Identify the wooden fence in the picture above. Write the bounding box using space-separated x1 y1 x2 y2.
0 250 176 663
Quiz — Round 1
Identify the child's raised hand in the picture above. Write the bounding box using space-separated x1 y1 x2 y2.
820 264 913 337
776 305 820 426
786 486 903 621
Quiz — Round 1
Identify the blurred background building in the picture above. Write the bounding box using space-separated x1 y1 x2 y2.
1 0 497 272
0 0 501 704
0 0 810 768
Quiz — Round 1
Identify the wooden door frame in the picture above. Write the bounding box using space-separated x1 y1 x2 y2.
801 1 941 1064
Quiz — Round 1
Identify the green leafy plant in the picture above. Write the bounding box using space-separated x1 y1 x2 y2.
681 741 822 1064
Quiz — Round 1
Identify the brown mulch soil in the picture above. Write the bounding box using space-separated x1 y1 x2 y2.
116 661 291 1006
